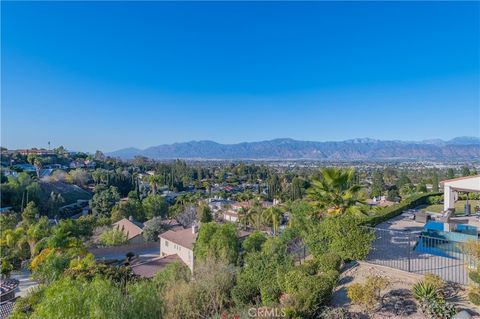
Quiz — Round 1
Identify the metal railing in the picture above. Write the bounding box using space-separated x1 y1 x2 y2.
365 227 475 285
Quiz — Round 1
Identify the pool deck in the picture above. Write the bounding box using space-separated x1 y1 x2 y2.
377 210 480 233
366 210 478 285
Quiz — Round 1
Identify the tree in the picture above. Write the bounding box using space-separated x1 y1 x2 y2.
98 229 128 247
26 217 51 258
47 192 65 218
307 168 366 216
33 158 43 179
416 182 428 193
30 248 72 284
386 189 399 202
447 168 455 180
90 186 120 217
396 172 412 189
290 177 303 201
461 166 471 177
143 194 168 220
400 183 416 197
196 203 213 223
142 217 167 242
242 231 267 253
194 223 239 265
267 174 281 200
94 150 106 161
371 170 385 197
68 169 90 187
25 277 125 318
22 201 39 225
111 199 144 222
263 206 283 235
305 214 374 261
432 170 439 193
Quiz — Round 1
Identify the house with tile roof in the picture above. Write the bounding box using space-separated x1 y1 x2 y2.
159 225 198 271
113 217 145 244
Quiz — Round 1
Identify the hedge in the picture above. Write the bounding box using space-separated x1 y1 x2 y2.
361 192 442 227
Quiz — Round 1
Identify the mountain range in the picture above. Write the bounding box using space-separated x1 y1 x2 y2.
107 136 480 161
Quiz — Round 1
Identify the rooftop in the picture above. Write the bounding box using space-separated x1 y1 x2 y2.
160 227 197 250
113 218 144 240
131 254 184 278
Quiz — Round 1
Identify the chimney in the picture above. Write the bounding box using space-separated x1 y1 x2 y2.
192 223 199 234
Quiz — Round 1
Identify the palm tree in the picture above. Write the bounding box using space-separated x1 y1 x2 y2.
149 175 161 195
263 206 283 235
237 207 249 230
307 167 366 217
247 206 264 230
34 158 42 179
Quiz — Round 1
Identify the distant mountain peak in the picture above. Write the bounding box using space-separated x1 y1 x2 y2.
107 136 480 160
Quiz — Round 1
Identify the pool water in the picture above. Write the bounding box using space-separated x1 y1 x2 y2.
414 221 478 258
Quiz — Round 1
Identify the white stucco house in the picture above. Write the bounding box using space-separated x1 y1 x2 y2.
441 175 480 214
159 225 198 271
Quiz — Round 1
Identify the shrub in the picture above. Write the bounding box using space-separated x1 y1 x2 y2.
307 214 375 261
423 273 445 294
317 252 342 272
282 268 338 318
422 297 457 319
98 229 127 247
142 216 167 242
347 275 390 312
412 281 440 301
413 276 457 319
10 285 45 318
242 231 267 253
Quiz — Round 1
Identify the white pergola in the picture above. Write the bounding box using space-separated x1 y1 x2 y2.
441 175 480 213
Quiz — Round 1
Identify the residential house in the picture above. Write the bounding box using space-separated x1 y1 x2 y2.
223 210 239 222
159 225 198 271
113 217 145 244
159 223 251 272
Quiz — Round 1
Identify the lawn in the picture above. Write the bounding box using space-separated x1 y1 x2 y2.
423 200 479 214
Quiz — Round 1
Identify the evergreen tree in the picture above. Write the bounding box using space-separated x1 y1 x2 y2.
447 168 455 179
432 170 439 192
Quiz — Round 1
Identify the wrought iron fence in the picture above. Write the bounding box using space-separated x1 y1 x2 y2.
364 226 475 285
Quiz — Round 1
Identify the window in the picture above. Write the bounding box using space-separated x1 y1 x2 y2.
165 240 169 247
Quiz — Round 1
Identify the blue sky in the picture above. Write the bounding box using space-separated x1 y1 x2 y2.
2 1 479 153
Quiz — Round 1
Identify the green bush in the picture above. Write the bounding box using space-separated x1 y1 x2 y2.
412 281 440 301
317 252 342 272
98 229 128 247
413 276 457 319
347 275 390 312
306 214 375 262
423 297 457 319
283 271 338 318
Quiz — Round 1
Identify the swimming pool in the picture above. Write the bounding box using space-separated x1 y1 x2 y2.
414 221 478 258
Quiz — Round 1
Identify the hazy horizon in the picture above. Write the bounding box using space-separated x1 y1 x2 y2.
2 2 479 153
